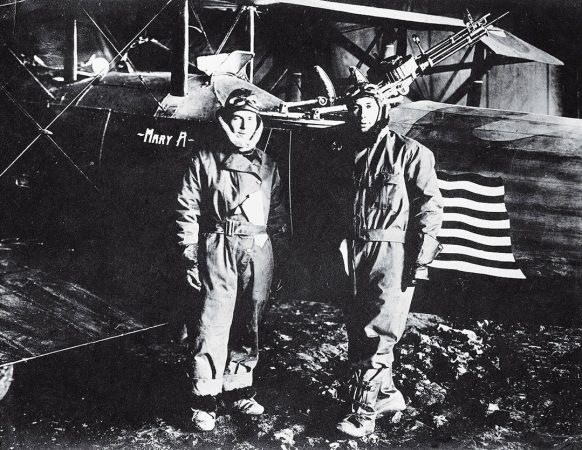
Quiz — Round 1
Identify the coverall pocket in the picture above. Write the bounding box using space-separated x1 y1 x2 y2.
373 171 401 210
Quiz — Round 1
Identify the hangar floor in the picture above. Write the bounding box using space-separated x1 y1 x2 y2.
1 273 582 449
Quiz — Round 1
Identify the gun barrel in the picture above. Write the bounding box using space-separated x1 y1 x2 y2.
424 12 493 60
429 29 488 64
333 11 508 111
425 13 503 65
425 27 472 58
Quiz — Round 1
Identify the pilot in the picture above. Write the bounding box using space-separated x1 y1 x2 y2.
176 88 287 432
333 81 443 437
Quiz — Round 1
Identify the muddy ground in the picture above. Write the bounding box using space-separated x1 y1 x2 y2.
2 296 582 449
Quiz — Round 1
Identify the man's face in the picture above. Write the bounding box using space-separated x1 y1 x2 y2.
349 97 380 133
229 111 258 141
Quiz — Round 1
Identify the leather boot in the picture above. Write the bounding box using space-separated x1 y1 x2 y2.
191 395 217 432
191 409 216 431
375 366 406 418
337 368 384 438
223 387 265 415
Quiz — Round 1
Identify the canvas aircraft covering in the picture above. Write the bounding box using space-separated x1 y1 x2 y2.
198 0 562 65
0 245 164 367
3 0 562 66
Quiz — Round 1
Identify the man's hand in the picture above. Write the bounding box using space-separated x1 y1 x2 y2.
183 244 201 291
407 264 430 286
183 244 198 263
405 234 442 287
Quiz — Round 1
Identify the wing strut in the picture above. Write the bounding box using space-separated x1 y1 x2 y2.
249 6 256 81
0 0 176 182
189 2 215 53
466 43 486 107
63 6 78 83
356 29 383 70
171 0 189 96
83 9 166 110
213 5 257 81
215 5 246 55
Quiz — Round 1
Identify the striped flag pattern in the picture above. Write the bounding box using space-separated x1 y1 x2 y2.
429 172 526 279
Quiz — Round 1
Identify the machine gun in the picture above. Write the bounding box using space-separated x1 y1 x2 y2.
264 10 507 124
360 10 508 102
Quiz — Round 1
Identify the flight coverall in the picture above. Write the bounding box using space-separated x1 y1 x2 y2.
339 124 443 371
177 143 287 397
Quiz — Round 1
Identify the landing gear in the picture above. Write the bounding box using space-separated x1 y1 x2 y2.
0 365 14 401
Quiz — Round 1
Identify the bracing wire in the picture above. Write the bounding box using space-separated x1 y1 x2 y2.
215 5 245 55
0 0 25 7
0 0 176 181
189 1 214 54
83 8 167 112
6 48 56 100
0 85 103 194
5 323 167 367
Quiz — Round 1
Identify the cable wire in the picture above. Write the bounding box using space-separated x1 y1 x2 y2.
189 1 214 53
0 84 102 193
215 5 245 55
0 0 25 7
0 0 176 181
83 9 166 112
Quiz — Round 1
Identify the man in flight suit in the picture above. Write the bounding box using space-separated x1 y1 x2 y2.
177 89 287 431
335 82 443 437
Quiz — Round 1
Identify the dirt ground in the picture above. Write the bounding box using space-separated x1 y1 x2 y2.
2 296 582 449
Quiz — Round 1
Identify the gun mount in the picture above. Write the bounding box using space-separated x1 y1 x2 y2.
263 10 508 125
372 10 508 101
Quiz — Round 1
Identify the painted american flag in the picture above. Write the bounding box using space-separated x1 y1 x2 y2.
430 171 526 279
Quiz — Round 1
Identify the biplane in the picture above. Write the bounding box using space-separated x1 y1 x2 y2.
0 0 580 400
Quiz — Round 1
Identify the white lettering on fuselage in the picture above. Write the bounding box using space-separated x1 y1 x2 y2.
176 131 187 148
138 128 185 147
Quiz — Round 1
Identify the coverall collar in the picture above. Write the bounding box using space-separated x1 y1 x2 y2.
221 149 263 178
